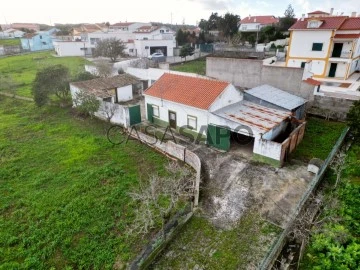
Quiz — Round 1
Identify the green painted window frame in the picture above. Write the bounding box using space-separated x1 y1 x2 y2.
312 43 323 51
301 62 306 68
187 115 197 130
152 105 160 117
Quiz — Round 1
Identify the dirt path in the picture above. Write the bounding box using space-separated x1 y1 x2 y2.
0 91 34 102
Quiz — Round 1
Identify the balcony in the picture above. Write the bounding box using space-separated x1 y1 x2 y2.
331 50 351 58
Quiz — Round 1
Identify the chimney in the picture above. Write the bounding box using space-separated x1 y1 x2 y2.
301 14 305 21
351 12 357 17
330 8 334 15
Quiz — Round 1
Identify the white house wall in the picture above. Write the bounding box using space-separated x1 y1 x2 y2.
145 95 208 135
287 59 326 76
134 39 175 57
54 41 89 56
208 85 244 112
289 30 333 59
117 85 133 102
253 136 282 161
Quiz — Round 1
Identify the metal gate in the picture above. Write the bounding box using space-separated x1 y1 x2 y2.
129 105 141 126
147 103 154 123
207 124 230 151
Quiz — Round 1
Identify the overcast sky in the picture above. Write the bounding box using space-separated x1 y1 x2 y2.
1 0 360 26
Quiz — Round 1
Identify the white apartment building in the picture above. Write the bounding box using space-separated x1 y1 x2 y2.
286 10 360 79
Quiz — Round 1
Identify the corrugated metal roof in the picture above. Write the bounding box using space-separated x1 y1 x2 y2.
212 100 291 134
245 85 306 110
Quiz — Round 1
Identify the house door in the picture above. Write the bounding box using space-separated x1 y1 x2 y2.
332 43 343 57
168 111 177 129
147 103 154 123
329 63 337 77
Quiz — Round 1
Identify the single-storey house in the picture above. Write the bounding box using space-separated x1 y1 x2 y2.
244 85 307 119
144 73 306 167
70 74 143 126
20 29 58 51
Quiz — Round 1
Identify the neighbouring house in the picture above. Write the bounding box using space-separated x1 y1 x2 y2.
20 28 58 51
286 10 360 79
54 24 175 58
109 22 151 32
244 85 307 119
0 29 25 38
239 15 279 32
132 25 176 57
70 74 143 126
10 23 40 32
144 73 306 166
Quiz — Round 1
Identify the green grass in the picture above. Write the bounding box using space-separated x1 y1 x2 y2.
292 117 346 162
150 212 281 269
171 58 206 75
0 51 89 97
0 39 20 46
0 97 172 269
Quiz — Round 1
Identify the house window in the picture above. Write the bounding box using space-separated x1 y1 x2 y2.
187 115 197 130
145 46 149 49
129 49 134 52
241 25 247 30
39 35 42 39
307 20 321 28
160 30 164 33
312 43 323 51
143 37 148 40
152 105 159 117
166 29 169 32
301 62 306 68
42 42 47 45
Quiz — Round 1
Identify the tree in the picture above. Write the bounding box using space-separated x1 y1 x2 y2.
208 12 221 30
100 102 117 122
347 100 360 140
32 64 70 106
279 4 297 32
198 19 209 32
218 13 240 43
72 71 98 82
176 29 187 46
93 59 114 78
73 90 100 118
93 38 126 62
128 162 195 238
179 44 195 61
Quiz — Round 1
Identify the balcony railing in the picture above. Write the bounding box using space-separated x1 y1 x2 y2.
331 51 351 58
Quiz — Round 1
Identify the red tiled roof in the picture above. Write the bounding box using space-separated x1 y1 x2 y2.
334 34 360 39
240 16 279 25
144 73 230 110
308 10 330 15
290 16 348 30
339 17 360 30
134 25 160 33
304 78 321 86
111 22 134 27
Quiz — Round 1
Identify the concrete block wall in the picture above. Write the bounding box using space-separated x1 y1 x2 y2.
206 57 315 101
310 95 356 120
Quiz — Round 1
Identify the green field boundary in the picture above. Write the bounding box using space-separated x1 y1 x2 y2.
259 126 350 269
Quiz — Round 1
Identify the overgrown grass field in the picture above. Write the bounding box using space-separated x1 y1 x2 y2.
0 39 20 46
0 97 171 269
292 117 346 161
171 58 206 75
0 51 89 97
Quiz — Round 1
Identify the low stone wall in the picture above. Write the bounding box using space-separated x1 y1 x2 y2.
129 205 193 270
309 95 356 121
127 128 202 207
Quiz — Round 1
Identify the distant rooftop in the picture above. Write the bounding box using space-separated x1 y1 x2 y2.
70 74 140 98
245 85 306 110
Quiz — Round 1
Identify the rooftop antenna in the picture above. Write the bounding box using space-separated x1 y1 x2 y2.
171 12 173 25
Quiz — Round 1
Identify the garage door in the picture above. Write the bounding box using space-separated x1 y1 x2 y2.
207 124 230 151
150 46 167 56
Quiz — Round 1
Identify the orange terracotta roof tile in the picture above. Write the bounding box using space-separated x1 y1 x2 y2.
334 34 360 39
339 17 360 30
308 10 330 15
304 78 322 86
144 73 230 110
240 16 279 25
290 16 348 30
